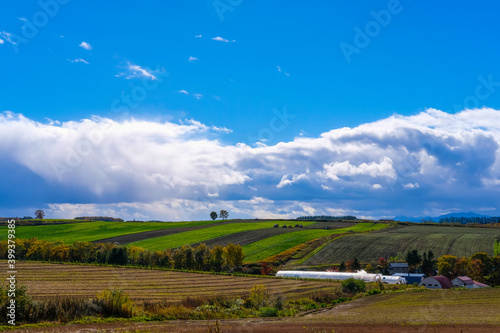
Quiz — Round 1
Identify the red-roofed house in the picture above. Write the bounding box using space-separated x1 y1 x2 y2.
452 276 490 289
419 276 454 289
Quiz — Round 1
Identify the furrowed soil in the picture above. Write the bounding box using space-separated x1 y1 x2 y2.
1 261 338 304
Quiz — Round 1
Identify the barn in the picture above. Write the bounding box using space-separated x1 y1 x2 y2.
452 276 490 289
388 263 409 274
419 276 453 289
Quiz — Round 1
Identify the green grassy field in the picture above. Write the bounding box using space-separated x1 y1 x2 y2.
243 223 387 262
304 224 500 265
0 220 222 244
130 221 315 250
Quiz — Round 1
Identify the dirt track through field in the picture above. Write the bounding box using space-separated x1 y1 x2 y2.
11 320 499 332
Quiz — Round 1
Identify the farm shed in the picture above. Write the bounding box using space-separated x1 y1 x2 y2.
452 276 490 289
388 263 409 274
393 273 425 285
380 275 406 284
276 270 406 284
276 270 381 282
419 276 453 289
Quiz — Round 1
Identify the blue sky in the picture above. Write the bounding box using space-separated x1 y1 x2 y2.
1 1 500 220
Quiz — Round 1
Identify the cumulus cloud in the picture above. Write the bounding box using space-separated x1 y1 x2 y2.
1 108 500 220
188 56 198 62
79 41 92 50
116 62 163 80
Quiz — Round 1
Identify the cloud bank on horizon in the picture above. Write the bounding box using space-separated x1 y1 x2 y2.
1 108 499 221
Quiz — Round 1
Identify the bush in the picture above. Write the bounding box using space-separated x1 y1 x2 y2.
248 284 270 308
310 291 338 304
341 278 366 294
331 297 351 305
94 289 134 318
366 289 382 295
259 307 278 317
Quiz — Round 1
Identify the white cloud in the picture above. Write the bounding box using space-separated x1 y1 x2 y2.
0 39 4 44
212 36 235 43
116 62 163 80
0 31 16 45
277 174 307 188
188 56 198 62
178 90 203 100
68 58 89 65
403 183 420 189
320 157 396 181
2 108 500 220
195 35 202 38
79 41 92 50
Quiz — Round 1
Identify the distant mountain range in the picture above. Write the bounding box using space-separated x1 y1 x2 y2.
393 212 492 223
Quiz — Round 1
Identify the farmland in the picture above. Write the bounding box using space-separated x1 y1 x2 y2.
311 288 500 325
303 224 500 265
243 222 387 262
0 220 224 244
0 261 339 304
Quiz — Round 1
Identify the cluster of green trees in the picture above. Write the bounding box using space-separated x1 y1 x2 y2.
0 239 244 273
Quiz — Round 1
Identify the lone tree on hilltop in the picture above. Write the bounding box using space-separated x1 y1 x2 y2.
35 210 45 219
210 211 218 220
220 210 228 220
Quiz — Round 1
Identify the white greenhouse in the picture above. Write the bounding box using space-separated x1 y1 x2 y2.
275 270 406 284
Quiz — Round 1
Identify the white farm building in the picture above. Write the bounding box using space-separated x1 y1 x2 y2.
275 270 405 284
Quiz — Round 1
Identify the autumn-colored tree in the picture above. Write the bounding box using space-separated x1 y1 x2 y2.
49 243 70 262
26 239 51 261
346 259 354 272
453 257 469 277
437 255 458 278
467 258 485 282
209 245 225 272
365 264 375 273
219 210 229 220
260 262 273 275
225 243 244 271
471 252 492 276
